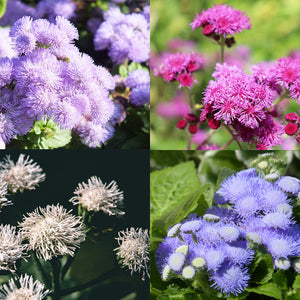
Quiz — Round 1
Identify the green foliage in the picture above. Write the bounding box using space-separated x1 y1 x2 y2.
0 0 6 18
16 118 72 149
150 151 300 299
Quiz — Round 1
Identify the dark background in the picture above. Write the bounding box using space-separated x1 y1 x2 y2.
0 149 149 300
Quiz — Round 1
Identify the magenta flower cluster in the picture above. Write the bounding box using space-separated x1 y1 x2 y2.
0 16 117 147
154 52 204 89
190 4 251 38
202 63 284 149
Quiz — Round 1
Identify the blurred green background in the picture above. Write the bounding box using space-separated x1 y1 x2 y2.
151 0 300 150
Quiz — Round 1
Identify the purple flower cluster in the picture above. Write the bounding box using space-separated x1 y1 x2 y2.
202 63 284 149
156 168 300 296
0 0 76 26
126 70 150 106
0 16 117 147
93 6 150 64
0 28 16 59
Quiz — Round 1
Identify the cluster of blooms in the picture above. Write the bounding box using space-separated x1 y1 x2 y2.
156 168 300 296
0 16 118 147
0 274 49 299
94 5 150 64
0 0 76 27
154 52 204 89
202 63 284 149
20 204 86 261
69 176 125 216
190 4 251 46
115 227 150 280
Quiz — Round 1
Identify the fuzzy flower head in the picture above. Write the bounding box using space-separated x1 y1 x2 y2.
190 4 251 38
0 274 49 300
0 181 11 212
115 227 150 280
69 176 124 216
19 204 86 261
0 224 26 273
0 155 45 193
155 52 203 89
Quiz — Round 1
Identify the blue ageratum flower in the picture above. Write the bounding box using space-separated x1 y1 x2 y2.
276 176 300 194
210 263 250 296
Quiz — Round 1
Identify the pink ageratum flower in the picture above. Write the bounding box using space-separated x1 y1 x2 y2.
155 52 204 89
203 63 275 128
190 4 251 37
203 63 284 149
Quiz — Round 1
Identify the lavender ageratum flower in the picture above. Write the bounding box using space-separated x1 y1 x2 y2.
210 263 250 296
69 176 124 215
35 0 76 22
0 0 35 27
94 7 149 63
0 274 49 300
126 70 150 106
218 225 240 242
0 224 26 272
0 28 16 59
19 204 86 261
225 241 254 266
115 227 150 280
0 154 45 193
1 16 118 147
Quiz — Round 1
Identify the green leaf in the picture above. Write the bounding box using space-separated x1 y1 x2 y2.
247 282 282 300
272 270 288 290
251 252 274 284
293 274 300 289
152 188 205 238
41 126 71 149
0 0 7 18
150 150 188 169
150 161 201 225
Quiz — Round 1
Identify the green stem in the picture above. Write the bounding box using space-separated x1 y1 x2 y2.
273 90 289 106
61 255 75 281
186 135 192 150
51 258 61 300
220 137 234 150
60 268 119 296
220 35 225 64
32 252 52 290
224 125 243 150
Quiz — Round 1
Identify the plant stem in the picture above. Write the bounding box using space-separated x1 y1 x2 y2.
186 135 192 150
51 258 61 300
273 90 289 106
32 252 52 290
220 35 225 64
220 137 234 150
61 255 75 281
197 129 216 148
223 125 243 150
60 268 119 296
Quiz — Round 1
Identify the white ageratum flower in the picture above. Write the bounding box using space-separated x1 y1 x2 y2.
0 224 25 272
114 227 150 280
0 154 46 193
69 176 125 216
19 204 86 261
0 274 49 300
0 181 11 212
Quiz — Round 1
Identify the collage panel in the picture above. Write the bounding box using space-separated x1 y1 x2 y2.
151 0 300 150
150 150 300 299
0 0 150 150
0 150 149 299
